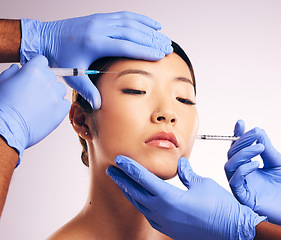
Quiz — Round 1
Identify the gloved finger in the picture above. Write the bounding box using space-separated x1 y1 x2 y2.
229 161 260 204
103 11 162 30
55 82 67 98
52 95 71 124
122 189 151 215
230 120 245 146
118 182 155 218
52 99 71 126
63 75 101 110
106 18 170 43
44 94 70 124
102 38 166 60
257 129 281 168
0 64 19 82
108 167 146 211
234 119 245 137
108 25 172 54
20 55 50 80
225 144 264 181
147 218 162 231
26 97 70 149
61 99 71 114
178 157 202 188
114 155 170 196
106 165 157 212
26 54 49 67
228 127 261 159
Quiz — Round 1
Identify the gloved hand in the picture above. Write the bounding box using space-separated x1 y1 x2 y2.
20 11 173 109
107 155 265 240
0 55 70 166
225 120 281 225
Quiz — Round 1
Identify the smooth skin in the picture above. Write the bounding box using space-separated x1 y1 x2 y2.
0 19 21 62
0 137 18 217
48 52 198 239
87 53 198 179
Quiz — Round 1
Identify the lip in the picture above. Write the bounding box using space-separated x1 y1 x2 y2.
145 131 179 149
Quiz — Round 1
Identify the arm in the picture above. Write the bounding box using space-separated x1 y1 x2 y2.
0 19 21 62
255 221 281 240
0 136 18 217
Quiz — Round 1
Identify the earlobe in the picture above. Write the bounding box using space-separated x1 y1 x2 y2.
69 102 92 140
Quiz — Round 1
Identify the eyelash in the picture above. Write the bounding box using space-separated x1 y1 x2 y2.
122 89 146 95
122 89 195 105
176 97 196 105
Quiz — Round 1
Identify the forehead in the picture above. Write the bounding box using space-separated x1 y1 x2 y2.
100 52 193 83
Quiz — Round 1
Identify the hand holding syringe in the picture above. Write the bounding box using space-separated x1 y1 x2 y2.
50 68 117 76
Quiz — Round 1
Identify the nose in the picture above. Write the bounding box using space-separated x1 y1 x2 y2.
151 109 177 125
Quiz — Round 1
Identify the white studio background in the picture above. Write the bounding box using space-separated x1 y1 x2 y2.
0 1 281 239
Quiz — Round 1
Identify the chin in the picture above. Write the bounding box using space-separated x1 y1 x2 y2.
154 171 178 181
135 153 179 180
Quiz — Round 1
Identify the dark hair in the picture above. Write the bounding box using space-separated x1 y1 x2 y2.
72 41 196 167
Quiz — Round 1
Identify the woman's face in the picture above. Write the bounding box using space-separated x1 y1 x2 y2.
89 53 199 180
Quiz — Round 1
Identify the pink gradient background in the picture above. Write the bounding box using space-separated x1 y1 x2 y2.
0 1 281 239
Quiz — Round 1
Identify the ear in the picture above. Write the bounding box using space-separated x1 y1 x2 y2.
69 102 92 140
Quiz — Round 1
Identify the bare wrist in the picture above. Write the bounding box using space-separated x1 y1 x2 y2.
0 19 21 63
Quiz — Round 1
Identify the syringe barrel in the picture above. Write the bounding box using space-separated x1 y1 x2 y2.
197 135 239 141
50 68 85 76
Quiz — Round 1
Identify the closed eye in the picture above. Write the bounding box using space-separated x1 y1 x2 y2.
122 89 146 95
176 97 196 105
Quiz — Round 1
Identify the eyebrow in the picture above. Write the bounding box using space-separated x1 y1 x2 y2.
116 69 152 78
174 77 193 85
116 69 194 85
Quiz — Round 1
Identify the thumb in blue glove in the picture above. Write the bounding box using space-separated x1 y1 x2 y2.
107 155 265 240
225 120 281 225
0 55 70 166
0 64 20 82
20 11 173 109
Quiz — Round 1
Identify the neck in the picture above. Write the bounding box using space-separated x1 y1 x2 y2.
75 145 171 240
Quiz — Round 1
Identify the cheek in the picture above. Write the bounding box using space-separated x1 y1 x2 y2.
93 97 148 159
179 108 199 157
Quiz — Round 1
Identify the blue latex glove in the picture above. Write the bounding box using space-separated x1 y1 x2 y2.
107 155 265 240
225 120 281 225
20 11 173 109
0 55 70 166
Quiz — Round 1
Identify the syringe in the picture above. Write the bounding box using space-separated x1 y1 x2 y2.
196 135 240 141
50 68 117 76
